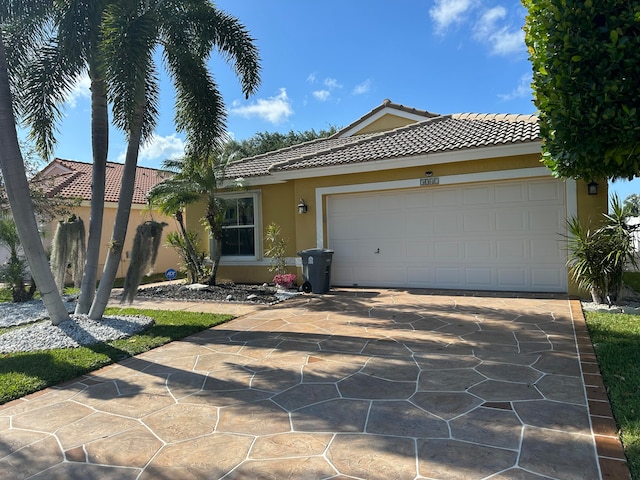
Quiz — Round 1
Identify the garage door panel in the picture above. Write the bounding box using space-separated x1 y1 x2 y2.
435 241 460 258
496 209 526 231
327 178 567 292
496 239 526 258
434 214 459 233
531 268 563 289
464 240 492 258
433 190 459 207
463 187 491 205
465 268 494 287
530 238 564 259
495 184 524 203
528 209 564 230
497 268 527 288
463 213 492 232
435 267 462 285
528 181 562 201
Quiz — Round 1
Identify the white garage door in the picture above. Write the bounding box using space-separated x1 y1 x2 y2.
327 178 568 292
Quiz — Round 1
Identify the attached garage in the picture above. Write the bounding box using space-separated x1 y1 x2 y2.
211 100 607 296
327 177 568 292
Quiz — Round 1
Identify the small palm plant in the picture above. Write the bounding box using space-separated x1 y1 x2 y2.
566 195 638 303
0 218 36 302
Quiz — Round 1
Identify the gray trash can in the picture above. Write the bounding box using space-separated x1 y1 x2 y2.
297 248 334 294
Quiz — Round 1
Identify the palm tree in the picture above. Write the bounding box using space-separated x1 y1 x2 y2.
14 0 112 315
0 2 71 325
87 0 260 319
147 153 234 286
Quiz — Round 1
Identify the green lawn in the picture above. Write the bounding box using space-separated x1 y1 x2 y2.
0 308 233 405
585 310 640 479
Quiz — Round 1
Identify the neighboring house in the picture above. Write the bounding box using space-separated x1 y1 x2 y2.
187 99 607 295
36 158 181 280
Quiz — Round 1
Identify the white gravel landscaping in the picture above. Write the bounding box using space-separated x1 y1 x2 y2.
0 299 154 353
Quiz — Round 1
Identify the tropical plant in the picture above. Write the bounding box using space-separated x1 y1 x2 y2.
265 222 288 276
121 220 167 304
523 0 640 180
223 127 339 160
147 153 239 286
87 0 260 320
0 218 36 302
623 193 640 216
0 1 71 323
50 215 86 294
566 195 638 303
5 0 110 316
5 1 259 321
165 230 206 284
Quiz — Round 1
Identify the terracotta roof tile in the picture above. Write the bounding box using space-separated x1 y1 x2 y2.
35 158 171 204
256 113 540 174
225 133 380 179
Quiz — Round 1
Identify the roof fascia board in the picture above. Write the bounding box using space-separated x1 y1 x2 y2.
338 107 433 138
257 141 543 184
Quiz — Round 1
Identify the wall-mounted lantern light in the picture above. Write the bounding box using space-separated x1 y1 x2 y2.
297 199 308 214
587 181 599 196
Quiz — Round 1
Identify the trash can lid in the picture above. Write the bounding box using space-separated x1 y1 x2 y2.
298 248 334 255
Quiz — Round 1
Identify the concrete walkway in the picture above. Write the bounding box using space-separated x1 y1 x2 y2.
0 289 630 479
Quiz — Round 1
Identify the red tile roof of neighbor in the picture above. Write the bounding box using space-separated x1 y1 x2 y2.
35 159 171 204
224 101 541 179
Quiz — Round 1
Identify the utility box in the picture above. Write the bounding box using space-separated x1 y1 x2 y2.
297 248 334 294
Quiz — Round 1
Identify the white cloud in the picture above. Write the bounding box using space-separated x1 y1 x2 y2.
498 72 532 101
307 73 317 83
117 133 185 163
353 79 372 95
324 78 342 89
64 73 91 109
230 88 293 124
474 6 525 56
430 0 475 34
313 90 330 101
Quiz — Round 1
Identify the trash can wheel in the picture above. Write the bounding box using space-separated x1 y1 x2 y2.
302 281 312 293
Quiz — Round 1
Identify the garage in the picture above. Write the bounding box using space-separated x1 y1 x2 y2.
327 177 568 292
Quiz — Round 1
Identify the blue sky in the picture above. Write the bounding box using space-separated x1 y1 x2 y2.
23 0 637 201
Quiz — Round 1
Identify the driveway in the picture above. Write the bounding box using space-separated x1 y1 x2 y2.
0 289 627 479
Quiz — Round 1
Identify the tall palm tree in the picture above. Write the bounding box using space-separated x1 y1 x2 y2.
15 1 111 315
0 15 71 324
147 153 234 286
87 0 260 319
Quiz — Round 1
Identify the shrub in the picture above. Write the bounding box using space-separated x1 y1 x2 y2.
566 195 637 303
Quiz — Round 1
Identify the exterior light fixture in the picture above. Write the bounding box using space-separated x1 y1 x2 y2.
425 171 433 177
587 181 599 196
297 199 308 214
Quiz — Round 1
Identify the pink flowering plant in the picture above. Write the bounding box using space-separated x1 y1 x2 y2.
273 273 297 289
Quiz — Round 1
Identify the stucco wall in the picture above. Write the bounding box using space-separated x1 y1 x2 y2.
44 203 181 282
191 153 608 291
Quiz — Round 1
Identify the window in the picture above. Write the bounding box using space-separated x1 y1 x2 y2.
220 194 258 257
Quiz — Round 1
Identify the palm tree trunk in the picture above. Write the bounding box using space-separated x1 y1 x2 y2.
0 37 69 325
75 68 108 314
88 108 144 320
207 234 222 285
174 209 203 281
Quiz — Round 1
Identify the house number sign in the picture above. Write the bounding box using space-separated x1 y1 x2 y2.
420 177 440 186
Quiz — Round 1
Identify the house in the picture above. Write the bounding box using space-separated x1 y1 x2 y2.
36 158 181 280
187 100 607 295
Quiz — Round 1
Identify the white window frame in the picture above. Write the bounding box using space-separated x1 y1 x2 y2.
214 190 262 263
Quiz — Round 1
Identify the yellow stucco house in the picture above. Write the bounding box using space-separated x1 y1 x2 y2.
37 158 181 280
188 100 607 295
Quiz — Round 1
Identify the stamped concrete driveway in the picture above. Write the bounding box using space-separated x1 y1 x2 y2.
0 289 627 479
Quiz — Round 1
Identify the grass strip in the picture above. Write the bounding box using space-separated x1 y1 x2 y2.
0 307 233 405
585 311 640 479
